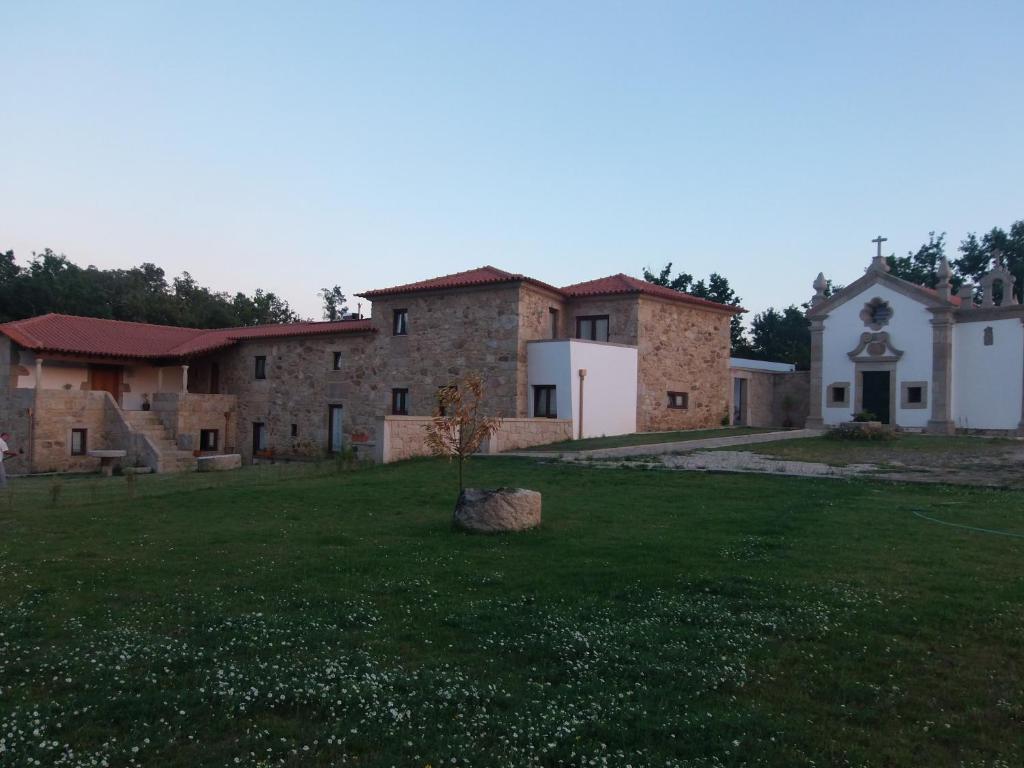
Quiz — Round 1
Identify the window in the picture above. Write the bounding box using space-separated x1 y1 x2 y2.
549 307 560 339
392 388 409 415
827 382 851 407
667 391 689 410
200 429 219 451
576 315 609 342
533 385 557 418
393 309 408 336
984 326 994 346
254 355 267 380
437 385 457 417
252 422 267 454
291 424 299 438
900 381 928 410
332 351 343 370
70 428 88 456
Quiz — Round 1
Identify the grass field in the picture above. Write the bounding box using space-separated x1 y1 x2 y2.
1 458 1022 766
521 425 775 452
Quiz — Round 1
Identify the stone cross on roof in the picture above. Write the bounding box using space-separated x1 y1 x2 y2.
872 235 888 258
869 235 890 273
992 247 1005 268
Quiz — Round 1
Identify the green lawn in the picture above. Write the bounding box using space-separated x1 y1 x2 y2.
522 425 776 452
727 433 1019 466
1 459 1022 767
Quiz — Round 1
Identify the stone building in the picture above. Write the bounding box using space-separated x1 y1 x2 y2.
807 245 1024 434
0 265 739 473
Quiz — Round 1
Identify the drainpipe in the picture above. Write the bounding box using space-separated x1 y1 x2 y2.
578 368 587 440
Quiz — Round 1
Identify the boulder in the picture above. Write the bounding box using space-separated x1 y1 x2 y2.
196 454 242 472
453 488 542 533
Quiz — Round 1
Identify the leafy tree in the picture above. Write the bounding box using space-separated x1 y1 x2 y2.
885 232 954 289
0 248 302 327
953 220 1024 303
643 263 746 351
319 285 349 321
747 306 811 370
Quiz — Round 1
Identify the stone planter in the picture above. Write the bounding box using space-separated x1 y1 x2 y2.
122 466 154 475
197 454 242 472
453 488 542 533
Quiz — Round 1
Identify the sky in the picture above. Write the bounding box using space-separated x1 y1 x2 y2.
2 1 1022 322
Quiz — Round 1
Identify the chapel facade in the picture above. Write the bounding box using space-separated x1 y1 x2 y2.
806 245 1024 434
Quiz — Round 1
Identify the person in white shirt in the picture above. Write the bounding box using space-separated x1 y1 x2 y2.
0 431 14 488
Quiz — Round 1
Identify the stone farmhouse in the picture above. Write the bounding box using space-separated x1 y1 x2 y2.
807 245 1024 434
0 266 747 473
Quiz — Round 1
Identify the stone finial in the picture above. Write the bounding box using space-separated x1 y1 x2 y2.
811 272 828 306
936 256 953 300
955 282 974 309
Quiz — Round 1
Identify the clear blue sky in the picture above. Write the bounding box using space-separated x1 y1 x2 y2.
2 1 1021 321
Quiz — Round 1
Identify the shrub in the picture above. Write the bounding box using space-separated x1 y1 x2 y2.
852 411 878 423
824 423 895 441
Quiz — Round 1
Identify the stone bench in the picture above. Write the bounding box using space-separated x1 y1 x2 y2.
196 454 242 472
87 450 127 477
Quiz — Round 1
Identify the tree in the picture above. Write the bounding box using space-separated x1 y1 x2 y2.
953 220 1024 303
885 232 952 289
747 306 812 369
319 285 349 321
423 373 501 495
643 263 746 351
0 248 304 328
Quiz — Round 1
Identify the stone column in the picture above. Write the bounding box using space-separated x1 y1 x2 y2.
180 365 189 394
35 357 43 388
805 319 825 429
927 309 955 435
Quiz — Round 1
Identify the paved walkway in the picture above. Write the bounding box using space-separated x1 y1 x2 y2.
505 427 823 460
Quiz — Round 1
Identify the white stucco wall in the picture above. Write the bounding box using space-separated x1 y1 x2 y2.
952 319 1024 430
820 282 934 427
527 340 638 439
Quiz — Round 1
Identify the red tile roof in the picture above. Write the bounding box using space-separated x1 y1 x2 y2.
357 265 563 299
0 313 374 360
359 266 742 313
561 273 743 312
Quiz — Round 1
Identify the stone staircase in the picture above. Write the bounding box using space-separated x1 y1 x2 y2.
124 411 198 473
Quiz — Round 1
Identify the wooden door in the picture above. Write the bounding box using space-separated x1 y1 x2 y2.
862 371 891 424
89 366 122 403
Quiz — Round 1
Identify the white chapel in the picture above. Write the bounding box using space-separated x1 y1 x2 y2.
806 240 1024 434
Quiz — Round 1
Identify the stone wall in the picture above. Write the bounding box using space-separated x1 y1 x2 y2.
152 393 238 452
486 417 573 452
731 368 809 428
636 296 732 431
369 286 524 418
771 371 809 428
376 415 574 463
207 330 379 463
29 391 124 473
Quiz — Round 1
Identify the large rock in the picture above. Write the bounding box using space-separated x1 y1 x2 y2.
453 488 542 533
197 453 242 472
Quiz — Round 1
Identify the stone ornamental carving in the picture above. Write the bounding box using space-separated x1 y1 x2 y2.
859 297 893 331
848 331 904 362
